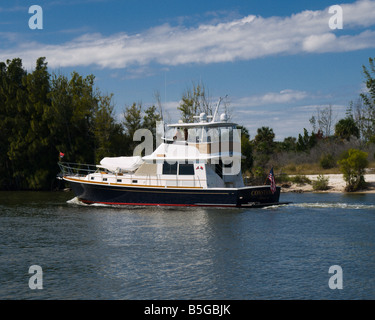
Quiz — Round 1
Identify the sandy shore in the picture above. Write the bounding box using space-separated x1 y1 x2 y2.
281 174 375 193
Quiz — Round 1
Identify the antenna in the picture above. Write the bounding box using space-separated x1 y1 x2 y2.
212 95 228 122
164 72 167 108
212 97 222 123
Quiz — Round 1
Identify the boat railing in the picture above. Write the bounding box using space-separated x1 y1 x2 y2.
58 162 98 177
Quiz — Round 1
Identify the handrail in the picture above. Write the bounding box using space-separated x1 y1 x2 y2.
58 162 209 188
58 162 98 177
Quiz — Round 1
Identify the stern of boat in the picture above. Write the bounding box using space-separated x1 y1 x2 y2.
237 185 281 206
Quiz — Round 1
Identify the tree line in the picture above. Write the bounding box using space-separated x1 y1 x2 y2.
242 57 375 191
257 58 374 156
1 56 374 191
0 57 161 190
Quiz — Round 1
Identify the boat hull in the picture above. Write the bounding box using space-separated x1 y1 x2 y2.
65 178 281 208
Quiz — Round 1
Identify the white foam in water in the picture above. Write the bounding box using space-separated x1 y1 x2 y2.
65 197 375 210
67 197 89 206
290 202 375 210
262 204 289 209
66 197 123 207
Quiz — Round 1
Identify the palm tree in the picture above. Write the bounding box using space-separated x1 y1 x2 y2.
334 117 360 141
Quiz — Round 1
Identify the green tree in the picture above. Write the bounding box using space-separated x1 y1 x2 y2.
93 93 126 163
123 103 142 136
334 116 360 141
68 72 98 163
47 71 100 164
337 149 368 191
178 82 212 122
48 73 74 160
143 105 162 128
237 125 253 173
296 128 318 152
23 57 56 189
0 57 128 190
254 127 275 150
0 57 58 189
143 105 162 149
280 136 297 152
123 103 143 153
359 57 375 142
0 61 9 188
1 58 28 189
253 126 275 169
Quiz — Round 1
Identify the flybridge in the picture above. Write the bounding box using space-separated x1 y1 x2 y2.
144 110 242 176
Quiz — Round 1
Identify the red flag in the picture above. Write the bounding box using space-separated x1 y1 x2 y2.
59 152 65 158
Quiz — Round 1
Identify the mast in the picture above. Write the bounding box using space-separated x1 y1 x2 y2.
212 95 228 123
212 97 222 123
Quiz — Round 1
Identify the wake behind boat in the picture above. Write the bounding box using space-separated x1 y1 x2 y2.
58 100 285 208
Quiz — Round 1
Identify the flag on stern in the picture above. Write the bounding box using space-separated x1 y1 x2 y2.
268 167 276 194
59 152 65 159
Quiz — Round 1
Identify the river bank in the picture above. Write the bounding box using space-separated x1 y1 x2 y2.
281 174 375 193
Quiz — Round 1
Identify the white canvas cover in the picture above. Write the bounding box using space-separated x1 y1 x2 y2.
98 156 144 172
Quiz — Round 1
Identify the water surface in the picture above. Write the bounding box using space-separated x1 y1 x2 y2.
0 191 374 299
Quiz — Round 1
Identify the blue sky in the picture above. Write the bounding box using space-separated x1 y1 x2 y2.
1 0 375 140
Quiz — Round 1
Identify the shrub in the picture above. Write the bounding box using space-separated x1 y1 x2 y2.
312 175 329 191
289 175 311 185
320 154 336 169
337 148 369 191
276 174 291 183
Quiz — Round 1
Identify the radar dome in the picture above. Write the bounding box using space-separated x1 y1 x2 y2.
220 113 227 122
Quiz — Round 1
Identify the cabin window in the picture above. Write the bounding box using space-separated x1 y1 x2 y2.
179 164 194 175
103 178 107 181
162 162 177 175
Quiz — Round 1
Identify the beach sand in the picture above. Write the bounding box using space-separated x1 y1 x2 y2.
281 174 375 193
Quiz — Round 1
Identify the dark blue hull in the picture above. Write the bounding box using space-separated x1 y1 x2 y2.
66 178 281 208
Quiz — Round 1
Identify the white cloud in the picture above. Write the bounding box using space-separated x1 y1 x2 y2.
341 0 375 27
0 6 27 13
303 30 375 53
303 33 337 52
1 0 375 70
232 90 309 108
